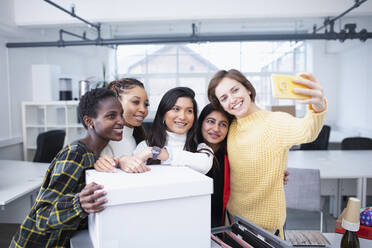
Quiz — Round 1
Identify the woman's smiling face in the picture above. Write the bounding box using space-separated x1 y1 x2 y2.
92 97 124 141
164 97 194 135
201 110 229 146
120 85 149 128
215 77 253 119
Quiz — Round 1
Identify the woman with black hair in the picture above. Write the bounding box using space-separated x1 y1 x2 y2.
198 104 290 228
197 103 232 227
104 78 148 150
133 86 214 174
10 88 124 247
95 78 151 173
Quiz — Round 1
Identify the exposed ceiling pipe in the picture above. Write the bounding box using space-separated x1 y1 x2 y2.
44 0 103 43
43 0 100 31
6 28 372 48
5 0 372 48
59 29 90 41
314 0 368 33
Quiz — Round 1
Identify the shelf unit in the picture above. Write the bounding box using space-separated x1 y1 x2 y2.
22 101 86 161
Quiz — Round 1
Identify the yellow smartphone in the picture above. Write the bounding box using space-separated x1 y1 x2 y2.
271 74 311 99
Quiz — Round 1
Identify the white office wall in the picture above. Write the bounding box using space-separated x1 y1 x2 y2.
7 45 115 137
1 18 115 160
0 0 14 26
307 40 340 127
0 0 23 159
0 36 12 141
337 40 372 136
308 37 372 138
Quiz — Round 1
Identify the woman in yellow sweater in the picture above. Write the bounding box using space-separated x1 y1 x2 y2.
207 69 326 237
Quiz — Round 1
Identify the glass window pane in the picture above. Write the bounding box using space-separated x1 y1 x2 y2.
125 55 147 74
148 78 176 96
149 95 163 113
147 55 177 73
195 94 207 112
178 55 210 73
117 41 306 112
179 77 206 94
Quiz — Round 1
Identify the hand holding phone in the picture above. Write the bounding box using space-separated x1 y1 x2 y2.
271 74 311 100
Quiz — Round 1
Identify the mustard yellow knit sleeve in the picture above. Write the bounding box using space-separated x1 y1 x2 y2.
268 100 328 148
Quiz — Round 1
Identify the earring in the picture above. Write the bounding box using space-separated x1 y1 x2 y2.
89 125 93 129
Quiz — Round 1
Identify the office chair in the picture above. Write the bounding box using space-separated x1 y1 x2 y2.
341 137 372 150
33 130 66 163
284 168 323 232
300 125 331 150
340 136 372 210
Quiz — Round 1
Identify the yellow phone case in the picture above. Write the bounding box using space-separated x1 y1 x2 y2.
271 74 311 99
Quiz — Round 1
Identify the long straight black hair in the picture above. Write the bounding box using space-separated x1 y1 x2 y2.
147 87 199 159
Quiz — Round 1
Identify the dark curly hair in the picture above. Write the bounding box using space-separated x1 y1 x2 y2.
78 88 117 129
107 78 144 99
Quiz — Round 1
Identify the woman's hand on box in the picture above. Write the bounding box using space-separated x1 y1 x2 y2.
134 146 153 162
118 155 150 173
94 155 118 173
79 182 107 214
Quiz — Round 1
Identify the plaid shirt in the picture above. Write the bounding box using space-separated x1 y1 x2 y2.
10 141 96 248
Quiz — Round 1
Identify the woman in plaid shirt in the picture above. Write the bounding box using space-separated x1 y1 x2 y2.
10 88 125 248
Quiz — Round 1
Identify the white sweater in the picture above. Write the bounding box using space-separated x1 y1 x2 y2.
101 126 137 157
134 131 213 174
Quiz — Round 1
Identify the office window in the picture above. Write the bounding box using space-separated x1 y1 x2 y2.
117 41 306 118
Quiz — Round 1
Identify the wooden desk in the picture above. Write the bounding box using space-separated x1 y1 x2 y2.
0 160 49 223
288 150 372 215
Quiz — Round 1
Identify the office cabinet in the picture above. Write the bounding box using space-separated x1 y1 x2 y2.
21 101 85 161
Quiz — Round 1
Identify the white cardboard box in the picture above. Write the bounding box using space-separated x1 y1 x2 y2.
85 166 213 248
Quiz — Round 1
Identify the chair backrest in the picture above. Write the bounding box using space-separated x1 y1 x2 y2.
341 137 372 150
33 129 66 163
300 125 331 150
285 168 321 212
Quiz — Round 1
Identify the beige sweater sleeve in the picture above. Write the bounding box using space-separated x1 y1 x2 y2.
269 100 328 148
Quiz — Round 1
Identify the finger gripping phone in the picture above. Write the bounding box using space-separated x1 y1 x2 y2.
271 74 311 99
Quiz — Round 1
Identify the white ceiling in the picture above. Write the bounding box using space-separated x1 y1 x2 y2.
6 0 372 39
13 0 372 25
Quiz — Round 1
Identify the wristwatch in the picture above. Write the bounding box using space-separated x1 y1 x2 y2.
151 146 161 160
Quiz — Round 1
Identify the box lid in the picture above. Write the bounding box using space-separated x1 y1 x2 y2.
85 166 213 206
